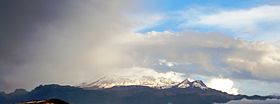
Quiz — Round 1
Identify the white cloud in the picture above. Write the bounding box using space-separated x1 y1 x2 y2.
159 59 178 67
207 78 239 95
110 67 186 82
198 5 280 31
129 14 165 31
176 5 280 41
186 5 280 42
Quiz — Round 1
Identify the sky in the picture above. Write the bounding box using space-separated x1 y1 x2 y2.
1 0 280 95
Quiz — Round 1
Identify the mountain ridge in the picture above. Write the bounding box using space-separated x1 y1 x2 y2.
0 84 279 104
1 77 279 104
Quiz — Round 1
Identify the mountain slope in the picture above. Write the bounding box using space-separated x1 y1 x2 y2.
79 76 181 89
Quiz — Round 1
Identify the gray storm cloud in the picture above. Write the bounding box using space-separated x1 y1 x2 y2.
0 0 135 92
1 0 280 93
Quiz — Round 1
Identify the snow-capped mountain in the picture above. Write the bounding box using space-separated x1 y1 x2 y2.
79 75 180 89
79 76 208 90
3 84 278 104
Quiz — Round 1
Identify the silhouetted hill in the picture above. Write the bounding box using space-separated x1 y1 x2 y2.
18 98 69 104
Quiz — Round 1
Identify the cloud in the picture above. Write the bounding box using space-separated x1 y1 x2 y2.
235 79 280 95
224 40 280 81
198 5 280 30
109 67 186 82
215 98 280 104
195 5 280 40
128 31 280 83
206 78 239 95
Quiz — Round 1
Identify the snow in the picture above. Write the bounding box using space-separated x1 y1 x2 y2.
80 75 180 89
177 83 190 88
80 76 208 90
192 81 207 89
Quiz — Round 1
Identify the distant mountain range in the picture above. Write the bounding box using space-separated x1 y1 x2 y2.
0 77 279 104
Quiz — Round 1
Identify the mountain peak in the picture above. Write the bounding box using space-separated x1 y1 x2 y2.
191 80 208 89
176 79 191 88
174 79 208 89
